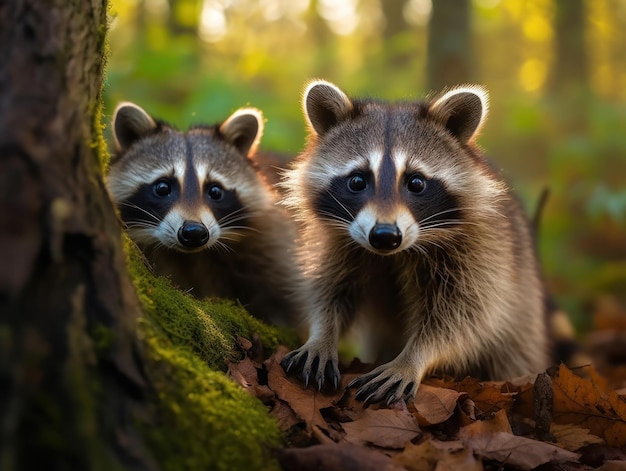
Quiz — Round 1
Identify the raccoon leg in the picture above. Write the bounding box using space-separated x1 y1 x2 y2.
280 304 343 390
348 337 427 405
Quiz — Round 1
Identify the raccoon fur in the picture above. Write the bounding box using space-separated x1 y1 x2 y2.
280 80 550 404
107 102 301 326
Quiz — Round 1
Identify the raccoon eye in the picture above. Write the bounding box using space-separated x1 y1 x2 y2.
207 183 224 201
347 173 367 192
153 179 172 197
407 174 427 194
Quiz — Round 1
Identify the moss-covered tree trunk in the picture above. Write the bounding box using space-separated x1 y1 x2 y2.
0 1 156 469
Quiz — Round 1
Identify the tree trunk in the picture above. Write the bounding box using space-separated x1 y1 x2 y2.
427 0 474 91
0 1 155 469
382 0 409 40
548 0 588 134
381 0 413 69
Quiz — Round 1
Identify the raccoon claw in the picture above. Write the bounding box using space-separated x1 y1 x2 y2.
280 343 340 391
348 365 418 405
281 349 308 374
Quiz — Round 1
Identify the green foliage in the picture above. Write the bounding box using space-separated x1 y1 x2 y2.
124 237 297 470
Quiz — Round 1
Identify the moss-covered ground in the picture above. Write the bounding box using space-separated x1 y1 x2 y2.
124 237 298 470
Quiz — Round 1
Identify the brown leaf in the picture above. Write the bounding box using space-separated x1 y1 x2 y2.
425 376 514 416
393 440 483 471
551 364 626 447
277 443 405 471
459 397 477 426
342 408 420 449
270 397 301 432
596 462 626 471
459 409 512 436
413 384 464 426
265 347 344 433
551 423 604 451
579 443 626 468
460 430 580 469
226 357 274 403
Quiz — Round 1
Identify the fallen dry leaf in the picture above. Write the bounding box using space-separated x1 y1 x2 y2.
460 430 580 470
425 376 514 417
459 409 512 436
579 443 626 467
413 384 464 426
277 443 405 471
246 342 626 470
595 461 626 471
270 397 301 432
393 440 483 471
226 356 275 402
342 408 420 449
551 364 626 447
551 423 604 451
265 347 344 433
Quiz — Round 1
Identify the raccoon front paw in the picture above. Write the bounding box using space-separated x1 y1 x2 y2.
281 341 340 391
348 363 418 406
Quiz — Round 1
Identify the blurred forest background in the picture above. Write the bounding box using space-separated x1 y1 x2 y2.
104 0 626 335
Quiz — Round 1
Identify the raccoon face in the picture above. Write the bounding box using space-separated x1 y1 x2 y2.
108 103 266 253
291 80 501 256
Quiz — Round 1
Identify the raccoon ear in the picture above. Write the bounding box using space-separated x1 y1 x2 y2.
112 102 158 152
303 80 353 136
220 108 264 156
429 86 488 144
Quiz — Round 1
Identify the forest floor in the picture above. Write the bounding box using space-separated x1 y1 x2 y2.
227 294 626 471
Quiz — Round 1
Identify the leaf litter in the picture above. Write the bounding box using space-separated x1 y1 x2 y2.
226 342 626 470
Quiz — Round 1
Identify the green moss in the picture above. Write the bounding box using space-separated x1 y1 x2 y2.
91 95 110 175
125 237 298 367
91 323 116 355
140 319 282 471
123 236 297 470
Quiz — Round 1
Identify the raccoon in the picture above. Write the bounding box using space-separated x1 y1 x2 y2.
107 102 301 326
281 80 550 404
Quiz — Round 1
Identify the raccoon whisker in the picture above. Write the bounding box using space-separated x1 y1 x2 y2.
326 190 355 220
419 220 479 230
317 209 370 241
213 240 235 254
319 217 351 228
218 220 255 232
318 211 352 228
418 207 475 225
221 225 260 234
218 214 252 226
217 206 255 224
123 221 160 231
118 201 164 224
119 201 180 235
412 244 430 258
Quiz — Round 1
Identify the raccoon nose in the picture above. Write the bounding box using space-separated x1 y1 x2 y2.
369 224 402 251
178 221 209 248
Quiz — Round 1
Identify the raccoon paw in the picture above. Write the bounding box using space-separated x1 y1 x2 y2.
348 363 418 406
281 342 340 391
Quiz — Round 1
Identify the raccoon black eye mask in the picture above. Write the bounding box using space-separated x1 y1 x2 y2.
281 79 549 405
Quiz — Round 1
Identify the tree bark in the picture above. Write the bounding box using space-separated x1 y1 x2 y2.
381 0 413 69
548 0 588 134
427 0 474 91
0 1 155 469
382 0 409 40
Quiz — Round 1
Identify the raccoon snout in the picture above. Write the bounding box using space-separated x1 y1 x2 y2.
369 223 402 252
178 221 210 248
